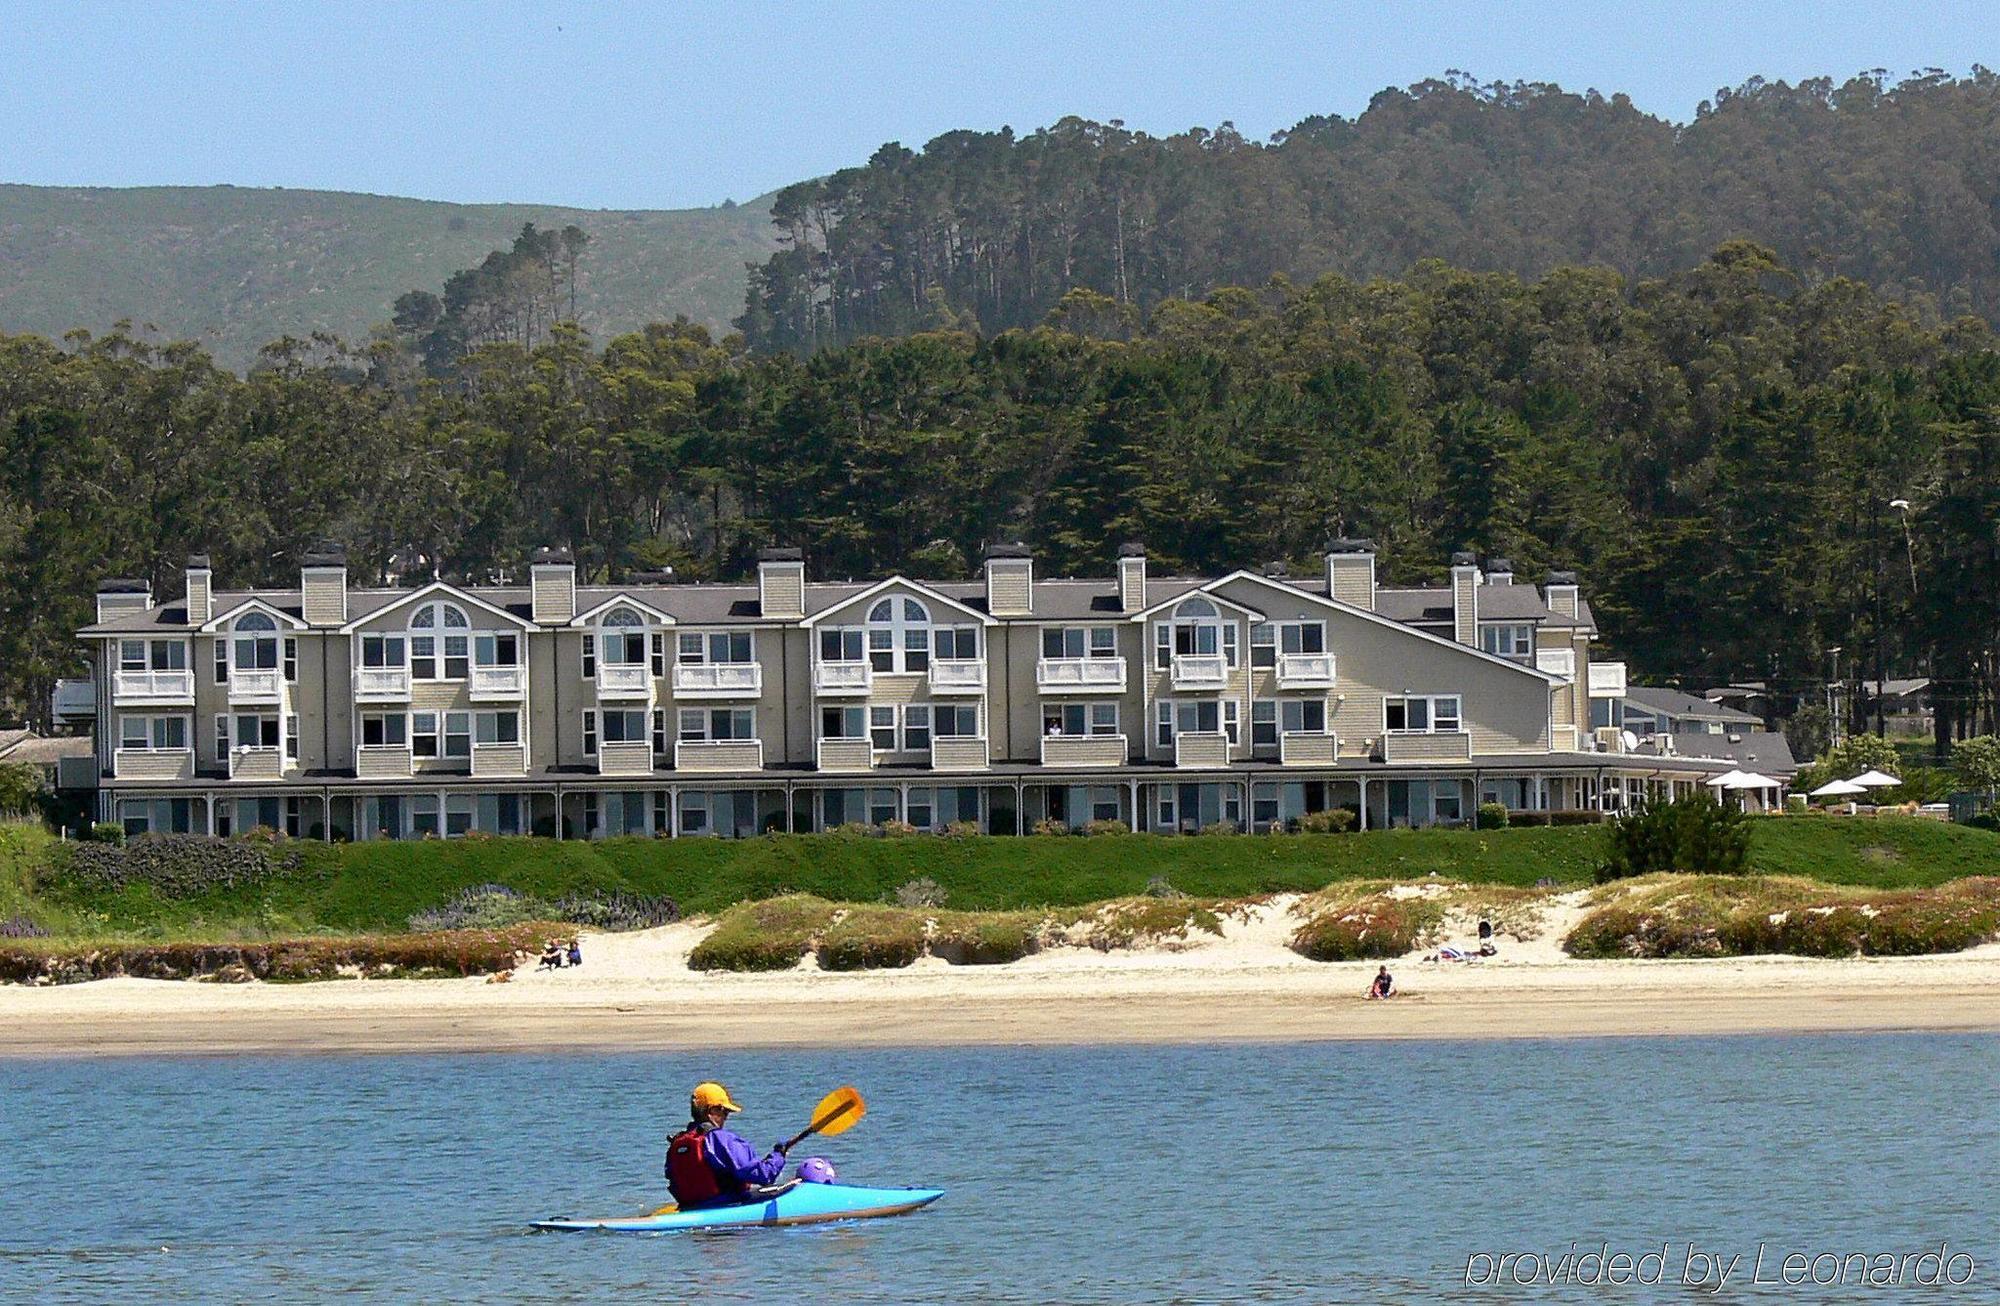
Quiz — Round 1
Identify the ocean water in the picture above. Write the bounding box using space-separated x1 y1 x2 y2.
1 1034 1995 1303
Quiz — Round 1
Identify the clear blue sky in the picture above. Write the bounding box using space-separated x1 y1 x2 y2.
0 0 1989 210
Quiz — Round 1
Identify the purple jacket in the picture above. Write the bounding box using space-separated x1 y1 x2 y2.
704 1125 788 1189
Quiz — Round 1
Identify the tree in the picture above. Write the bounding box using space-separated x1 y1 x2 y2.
1600 793 1751 881
0 761 41 815
1952 735 2000 796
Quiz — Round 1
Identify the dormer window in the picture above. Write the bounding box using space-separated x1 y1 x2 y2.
598 607 648 664
1154 597 1236 669
410 601 470 680
866 597 930 673
232 612 280 672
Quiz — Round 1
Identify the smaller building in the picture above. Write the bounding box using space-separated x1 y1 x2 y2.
1622 687 1766 738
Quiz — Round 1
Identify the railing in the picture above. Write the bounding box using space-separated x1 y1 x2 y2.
1381 731 1472 763
1593 726 1630 755
354 667 411 701
113 747 193 781
816 737 874 772
357 744 414 779
1535 647 1576 679
1279 731 1338 765
814 661 870 695
229 746 285 780
673 662 762 697
470 665 525 700
229 669 282 703
1040 734 1127 768
1551 724 1581 753
597 739 654 776
596 664 651 699
1274 653 1336 689
1173 731 1230 768
927 660 986 694
1036 657 1126 692
1169 654 1228 690
52 678 97 719
1588 661 1627 697
675 739 764 773
112 669 193 702
472 742 527 777
930 736 989 770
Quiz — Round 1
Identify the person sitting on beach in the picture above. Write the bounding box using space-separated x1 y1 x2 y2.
537 940 562 970
566 938 582 968
665 1082 790 1209
1367 966 1395 999
1477 917 1496 956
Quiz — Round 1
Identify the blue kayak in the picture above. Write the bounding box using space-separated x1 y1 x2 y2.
531 1182 944 1233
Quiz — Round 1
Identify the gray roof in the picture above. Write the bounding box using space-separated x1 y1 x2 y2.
1623 686 1764 725
0 734 93 764
1637 730 1799 777
1373 584 1592 630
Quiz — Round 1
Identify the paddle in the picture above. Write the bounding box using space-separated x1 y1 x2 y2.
782 1085 867 1153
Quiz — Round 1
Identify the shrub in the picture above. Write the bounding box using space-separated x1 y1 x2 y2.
877 820 920 838
1565 876 2000 959
1200 820 1239 836
1143 874 1186 900
929 913 1041 964
893 876 948 908
547 891 681 930
941 820 982 839
829 822 877 838
60 835 282 897
1548 809 1605 826
687 896 835 972
1030 818 1070 836
1081 818 1130 836
1476 802 1509 830
817 908 926 971
1289 889 1442 960
89 822 126 845
407 884 534 931
1297 808 1356 834
1510 811 1551 827
1599 794 1749 882
0 915 49 939
0 925 542 984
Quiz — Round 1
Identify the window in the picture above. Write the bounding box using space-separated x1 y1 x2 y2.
1281 700 1327 735
906 787 935 830
1479 624 1535 661
581 709 597 756
232 612 279 671
361 713 407 747
1258 620 1325 664
1433 788 1464 823
285 714 300 760
445 793 474 837
411 795 440 838
444 711 471 757
361 635 406 668
580 633 596 679
902 705 931 751
121 715 187 750
601 709 647 743
412 712 439 757
935 704 979 738
283 637 298 682
650 632 667 676
597 608 647 665
1158 598 1237 669
869 706 897 751
474 711 519 744
1250 624 1276 668
1385 694 1462 733
1042 702 1118 737
120 640 146 671
443 634 469 680
868 788 899 826
1155 699 1237 745
652 709 669 754
409 601 470 679
1089 787 1120 822
1253 782 1280 826
679 790 710 835
474 632 519 668
214 713 228 758
1251 701 1278 747
679 708 754 742
865 596 930 672
821 706 866 739
819 628 865 663
1042 627 1117 659
214 638 228 684
412 636 436 680
232 713 279 748
933 626 978 660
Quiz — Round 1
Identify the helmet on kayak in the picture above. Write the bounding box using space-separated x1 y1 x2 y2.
690 1081 743 1115
797 1157 837 1184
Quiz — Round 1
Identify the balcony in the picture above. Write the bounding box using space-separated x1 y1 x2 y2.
52 678 97 720
1551 724 1582 753
927 660 986 695
1588 661 1628 698
228 746 285 781
673 662 762 699
471 742 527 777
113 747 193 781
814 661 870 696
1169 654 1228 690
1380 731 1472 763
354 667 411 702
1173 731 1229 768
816 737 874 772
596 664 652 700
1036 656 1126 693
676 739 764 773
1535 647 1576 680
1040 734 1126 768
112 669 193 705
470 666 525 701
229 669 283 704
1279 731 1338 765
597 739 654 777
930 736 989 770
1274 653 1336 689
357 744 414 779
1593 726 1630 755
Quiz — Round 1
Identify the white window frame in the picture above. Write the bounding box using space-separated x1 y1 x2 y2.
360 711 408 747
408 600 472 681
934 702 979 739
869 705 897 751
1042 701 1120 737
474 710 519 745
121 713 189 751
865 596 932 673
901 704 932 751
1479 623 1535 661
1384 694 1464 734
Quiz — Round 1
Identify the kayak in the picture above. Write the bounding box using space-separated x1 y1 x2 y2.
531 1182 944 1233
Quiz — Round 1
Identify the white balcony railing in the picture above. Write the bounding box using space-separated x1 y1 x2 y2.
1588 661 1628 698
596 664 651 699
1279 731 1338 765
816 737 875 772
1274 653 1335 689
597 739 654 776
229 746 285 780
1535 647 1576 679
112 747 193 781
112 669 194 703
814 661 870 695
927 660 986 694
470 665 525 700
673 662 762 698
354 667 411 701
1174 730 1230 768
1170 654 1228 690
229 669 282 703
1040 734 1127 768
1036 657 1126 693
1552 724 1581 753
930 736 989 770
356 744 414 779
675 739 764 773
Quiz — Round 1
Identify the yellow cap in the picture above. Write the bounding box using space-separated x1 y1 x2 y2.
691 1081 743 1114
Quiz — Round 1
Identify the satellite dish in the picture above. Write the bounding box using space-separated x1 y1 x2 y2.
1620 729 1640 751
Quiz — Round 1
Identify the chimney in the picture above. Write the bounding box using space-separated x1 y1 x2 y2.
984 543 1033 617
301 541 347 626
95 578 151 624
1451 551 1480 645
530 546 576 625
757 547 805 620
1484 558 1514 586
1117 542 1147 613
185 554 213 625
1545 570 1580 620
1324 538 1376 610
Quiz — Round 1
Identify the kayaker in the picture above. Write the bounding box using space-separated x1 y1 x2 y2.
665 1081 790 1208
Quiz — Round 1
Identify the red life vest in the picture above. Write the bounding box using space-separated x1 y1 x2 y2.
665 1126 739 1206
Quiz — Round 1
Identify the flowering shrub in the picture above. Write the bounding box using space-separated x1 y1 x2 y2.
0 924 544 984
893 876 948 908
1030 818 1070 836
59 835 289 897
407 884 678 932
0 916 49 939
1081 819 1130 836
1297 808 1358 834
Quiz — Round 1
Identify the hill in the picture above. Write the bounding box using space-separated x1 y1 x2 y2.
0 184 777 370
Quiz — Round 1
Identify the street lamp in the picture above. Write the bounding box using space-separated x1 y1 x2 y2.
1826 646 1843 743
1889 499 1918 593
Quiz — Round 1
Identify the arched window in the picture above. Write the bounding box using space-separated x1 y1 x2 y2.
232 610 279 670
866 595 931 672
408 600 471 679
598 606 648 665
1156 595 1236 670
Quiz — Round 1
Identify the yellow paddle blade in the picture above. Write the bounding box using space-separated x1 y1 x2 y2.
649 1202 681 1216
808 1085 866 1138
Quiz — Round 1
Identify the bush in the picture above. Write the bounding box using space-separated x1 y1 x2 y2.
1599 794 1749 882
1510 811 1551 827
0 915 49 939
877 820 920 838
1297 808 1356 834
1549 809 1605 826
929 913 1041 964
89 822 126 845
1565 876 2000 959
829 822 877 838
1476 802 1510 830
1289 889 1441 960
893 876 948 908
688 897 835 972
60 835 284 897
1143 874 1186 899
1200 820 1239 836
0 924 542 984
1081 818 1130 836
817 908 926 971
1030 818 1070 836
941 820 982 838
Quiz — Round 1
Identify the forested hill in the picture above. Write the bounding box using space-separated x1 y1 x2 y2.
741 71 2000 351
0 185 777 371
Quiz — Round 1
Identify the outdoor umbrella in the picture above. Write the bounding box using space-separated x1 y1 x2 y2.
1809 779 1867 798
1704 769 1748 787
1722 772 1781 790
1848 768 1902 788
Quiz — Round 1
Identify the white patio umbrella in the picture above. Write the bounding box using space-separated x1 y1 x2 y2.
1848 768 1902 788
1704 769 1748 787
1810 778 1868 798
1722 770 1783 810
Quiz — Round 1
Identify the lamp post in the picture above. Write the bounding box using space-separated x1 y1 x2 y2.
1826 646 1843 744
1889 499 1918 593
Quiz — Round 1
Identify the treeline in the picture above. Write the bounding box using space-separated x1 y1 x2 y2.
740 71 2000 352
3 245 1999 751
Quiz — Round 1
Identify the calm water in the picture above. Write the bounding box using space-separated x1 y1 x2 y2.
2 1034 1995 1303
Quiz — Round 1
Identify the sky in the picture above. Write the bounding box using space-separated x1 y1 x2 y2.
0 0 1991 211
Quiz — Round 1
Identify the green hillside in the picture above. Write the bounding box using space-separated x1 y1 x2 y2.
0 184 777 370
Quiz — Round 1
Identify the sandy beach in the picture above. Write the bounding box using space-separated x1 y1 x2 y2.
4 894 1999 1057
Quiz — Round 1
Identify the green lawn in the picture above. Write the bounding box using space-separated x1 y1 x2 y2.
6 816 1996 943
